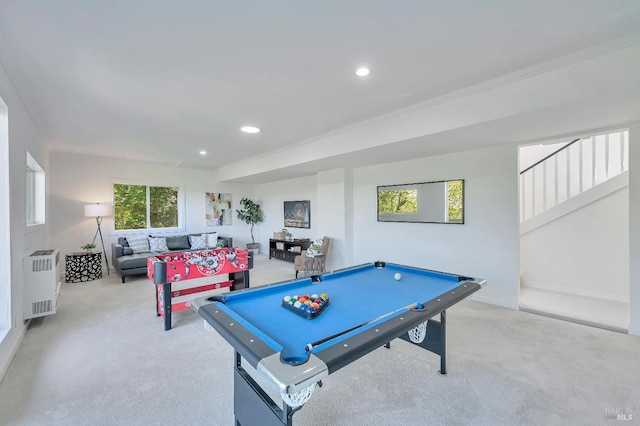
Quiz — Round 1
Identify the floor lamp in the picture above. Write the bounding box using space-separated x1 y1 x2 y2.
84 203 112 275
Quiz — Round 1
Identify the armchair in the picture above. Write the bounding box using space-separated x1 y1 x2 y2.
294 236 331 278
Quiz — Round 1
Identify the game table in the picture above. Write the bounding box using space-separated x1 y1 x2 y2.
148 247 252 331
192 261 485 426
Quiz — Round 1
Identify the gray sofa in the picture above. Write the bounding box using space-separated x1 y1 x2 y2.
112 234 233 283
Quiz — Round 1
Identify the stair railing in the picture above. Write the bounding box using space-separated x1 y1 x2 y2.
520 130 629 222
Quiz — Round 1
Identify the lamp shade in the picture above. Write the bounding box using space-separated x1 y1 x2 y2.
84 203 112 217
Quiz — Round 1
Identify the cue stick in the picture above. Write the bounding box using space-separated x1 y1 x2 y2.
305 301 422 352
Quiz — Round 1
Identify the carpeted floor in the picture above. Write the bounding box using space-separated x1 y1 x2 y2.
0 254 638 425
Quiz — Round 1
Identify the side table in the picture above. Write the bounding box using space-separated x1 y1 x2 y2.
65 252 103 283
303 254 325 277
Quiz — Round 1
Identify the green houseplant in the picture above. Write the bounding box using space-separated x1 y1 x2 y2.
236 197 264 253
81 243 96 253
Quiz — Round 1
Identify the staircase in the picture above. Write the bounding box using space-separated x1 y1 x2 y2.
520 129 629 232
518 129 630 332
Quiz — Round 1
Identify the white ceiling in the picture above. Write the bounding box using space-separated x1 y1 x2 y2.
0 1 639 183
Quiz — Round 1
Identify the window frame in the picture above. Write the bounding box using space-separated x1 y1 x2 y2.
111 180 185 235
26 151 45 229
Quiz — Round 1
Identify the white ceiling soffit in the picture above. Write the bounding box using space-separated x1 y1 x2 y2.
218 41 640 182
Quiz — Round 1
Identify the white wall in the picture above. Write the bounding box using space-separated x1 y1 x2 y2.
520 187 629 301
629 122 640 336
519 142 565 171
254 168 354 272
254 144 521 310
353 145 520 309
49 152 254 263
0 56 50 379
316 168 352 271
254 175 318 250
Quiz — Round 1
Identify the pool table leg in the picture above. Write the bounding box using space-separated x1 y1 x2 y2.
439 310 447 375
233 352 296 426
398 310 447 374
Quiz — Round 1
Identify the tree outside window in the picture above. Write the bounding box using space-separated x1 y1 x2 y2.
377 189 418 213
114 184 178 230
447 180 463 223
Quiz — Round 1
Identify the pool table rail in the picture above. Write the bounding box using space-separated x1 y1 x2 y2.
315 280 482 374
194 299 278 368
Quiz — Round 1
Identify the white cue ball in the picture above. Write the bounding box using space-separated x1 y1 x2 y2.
394 273 402 281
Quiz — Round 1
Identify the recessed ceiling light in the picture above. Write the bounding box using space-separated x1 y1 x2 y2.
241 126 260 134
199 150 207 155
356 67 370 77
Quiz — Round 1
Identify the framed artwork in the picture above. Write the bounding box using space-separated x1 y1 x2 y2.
205 193 232 226
284 200 310 228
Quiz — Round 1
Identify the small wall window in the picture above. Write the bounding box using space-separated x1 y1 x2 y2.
26 152 45 226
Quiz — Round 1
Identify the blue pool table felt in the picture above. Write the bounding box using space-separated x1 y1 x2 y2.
215 264 465 362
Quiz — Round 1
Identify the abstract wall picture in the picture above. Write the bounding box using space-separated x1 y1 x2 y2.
206 193 232 226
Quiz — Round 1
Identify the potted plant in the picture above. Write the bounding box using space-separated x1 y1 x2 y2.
81 243 96 253
236 197 264 253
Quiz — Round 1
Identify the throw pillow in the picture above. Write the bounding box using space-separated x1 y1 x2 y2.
148 237 169 252
165 235 190 250
117 237 129 247
306 238 324 257
204 232 219 248
189 234 207 250
127 235 150 253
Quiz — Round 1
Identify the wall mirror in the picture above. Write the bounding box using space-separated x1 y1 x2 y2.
377 179 464 224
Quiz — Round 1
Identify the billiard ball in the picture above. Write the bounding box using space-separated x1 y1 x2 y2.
320 293 329 300
294 301 302 308
394 273 402 281
283 295 292 303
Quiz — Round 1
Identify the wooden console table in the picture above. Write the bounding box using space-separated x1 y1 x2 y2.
65 252 102 283
269 239 311 262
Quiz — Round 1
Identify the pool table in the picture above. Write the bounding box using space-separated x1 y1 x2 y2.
191 261 485 426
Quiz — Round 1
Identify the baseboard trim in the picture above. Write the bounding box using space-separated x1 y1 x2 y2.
519 307 628 334
472 294 519 310
522 280 629 303
0 321 28 383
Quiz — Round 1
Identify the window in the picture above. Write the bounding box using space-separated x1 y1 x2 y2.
26 152 45 226
377 180 464 224
113 183 181 231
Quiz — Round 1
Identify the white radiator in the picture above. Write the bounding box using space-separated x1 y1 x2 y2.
23 249 61 319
